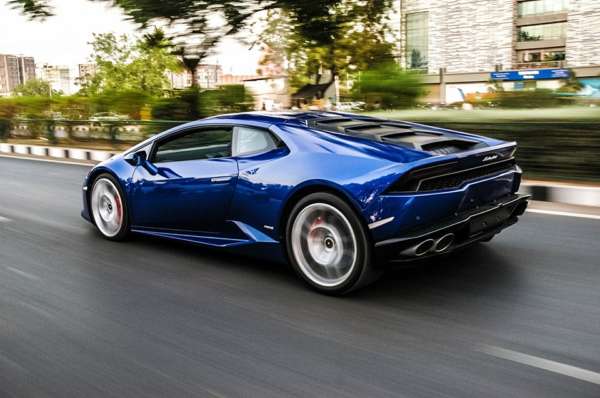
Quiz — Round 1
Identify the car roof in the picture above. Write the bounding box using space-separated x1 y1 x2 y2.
206 111 372 126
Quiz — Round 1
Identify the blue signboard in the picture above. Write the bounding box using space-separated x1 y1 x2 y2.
491 69 570 81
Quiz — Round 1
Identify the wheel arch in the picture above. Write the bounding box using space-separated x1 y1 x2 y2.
277 181 369 243
85 167 128 223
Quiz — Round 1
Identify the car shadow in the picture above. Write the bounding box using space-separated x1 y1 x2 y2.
127 232 523 306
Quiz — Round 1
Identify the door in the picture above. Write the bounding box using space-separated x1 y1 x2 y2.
130 126 238 233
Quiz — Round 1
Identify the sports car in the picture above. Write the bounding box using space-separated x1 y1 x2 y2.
81 111 529 294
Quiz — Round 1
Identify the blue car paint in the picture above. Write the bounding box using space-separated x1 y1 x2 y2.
82 112 522 262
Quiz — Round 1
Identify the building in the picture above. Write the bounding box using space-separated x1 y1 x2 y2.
220 74 260 85
0 54 36 95
395 0 600 103
39 64 72 95
77 63 97 87
243 76 290 111
196 64 222 88
167 65 259 89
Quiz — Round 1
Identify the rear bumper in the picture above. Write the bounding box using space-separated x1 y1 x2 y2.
374 193 529 262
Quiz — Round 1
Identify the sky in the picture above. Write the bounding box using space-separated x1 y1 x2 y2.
0 0 261 76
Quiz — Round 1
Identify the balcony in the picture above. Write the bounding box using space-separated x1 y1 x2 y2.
515 60 566 70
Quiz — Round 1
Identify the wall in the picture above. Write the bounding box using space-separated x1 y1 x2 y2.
399 0 515 74
566 0 600 67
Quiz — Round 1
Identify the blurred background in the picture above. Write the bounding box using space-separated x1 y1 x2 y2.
1 0 599 184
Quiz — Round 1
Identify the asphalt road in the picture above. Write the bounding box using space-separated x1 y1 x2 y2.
1 156 599 398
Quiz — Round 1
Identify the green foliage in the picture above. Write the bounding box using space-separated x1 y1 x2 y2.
14 0 393 87
152 88 200 121
12 79 57 97
558 69 584 93
89 90 151 120
152 85 254 120
81 32 180 96
53 96 91 120
198 85 254 117
11 96 53 118
352 63 425 109
260 2 394 87
0 119 10 141
495 90 569 108
0 98 19 119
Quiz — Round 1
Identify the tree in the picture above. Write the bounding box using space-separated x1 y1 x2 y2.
258 1 394 87
81 32 180 96
352 62 425 109
12 79 56 97
12 0 394 85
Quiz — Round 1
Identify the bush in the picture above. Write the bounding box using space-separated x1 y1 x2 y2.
151 88 201 121
495 89 571 108
89 90 150 120
352 63 426 110
0 119 10 141
198 85 254 117
152 85 254 121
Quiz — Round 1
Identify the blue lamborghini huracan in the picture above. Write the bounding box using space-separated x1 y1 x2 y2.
82 112 529 294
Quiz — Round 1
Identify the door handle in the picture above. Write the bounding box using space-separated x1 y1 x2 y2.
210 176 233 183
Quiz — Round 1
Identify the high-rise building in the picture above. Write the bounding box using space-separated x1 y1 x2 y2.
0 54 36 95
394 0 600 103
40 64 72 94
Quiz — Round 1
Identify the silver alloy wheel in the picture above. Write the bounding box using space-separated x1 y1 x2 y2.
91 178 124 238
291 203 358 287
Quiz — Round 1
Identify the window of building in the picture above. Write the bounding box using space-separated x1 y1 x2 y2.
153 128 232 163
518 0 568 17
406 12 429 70
518 22 566 41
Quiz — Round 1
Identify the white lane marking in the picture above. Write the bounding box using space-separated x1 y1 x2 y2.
479 345 600 385
5 266 40 281
527 208 600 221
0 216 11 223
0 153 93 167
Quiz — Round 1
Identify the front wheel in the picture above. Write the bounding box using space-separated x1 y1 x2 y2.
90 173 130 241
286 193 381 295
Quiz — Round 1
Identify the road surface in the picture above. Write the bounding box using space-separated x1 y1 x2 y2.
1 156 599 397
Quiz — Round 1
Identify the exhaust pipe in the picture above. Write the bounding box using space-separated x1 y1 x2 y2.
513 201 528 216
401 238 435 257
434 233 455 253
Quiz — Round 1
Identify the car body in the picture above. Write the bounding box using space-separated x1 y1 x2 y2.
82 111 529 294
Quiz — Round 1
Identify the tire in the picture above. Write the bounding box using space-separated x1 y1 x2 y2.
89 173 130 241
285 192 381 295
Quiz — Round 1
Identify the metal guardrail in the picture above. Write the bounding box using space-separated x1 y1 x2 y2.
1 118 187 144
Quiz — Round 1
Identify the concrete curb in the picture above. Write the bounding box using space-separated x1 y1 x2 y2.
0 143 115 163
2 142 600 208
519 182 600 208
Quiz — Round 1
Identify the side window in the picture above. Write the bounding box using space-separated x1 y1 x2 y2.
233 126 279 156
153 128 232 163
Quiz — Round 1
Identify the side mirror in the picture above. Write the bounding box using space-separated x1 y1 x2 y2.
124 150 146 166
125 150 158 175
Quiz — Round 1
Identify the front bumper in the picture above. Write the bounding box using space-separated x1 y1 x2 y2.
374 193 529 262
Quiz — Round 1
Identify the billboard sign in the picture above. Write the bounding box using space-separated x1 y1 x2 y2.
491 69 570 81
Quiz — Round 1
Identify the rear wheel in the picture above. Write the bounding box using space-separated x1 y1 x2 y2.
286 192 381 295
90 174 130 241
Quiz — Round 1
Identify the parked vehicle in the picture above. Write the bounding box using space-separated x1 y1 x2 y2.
82 111 528 294
89 112 128 124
